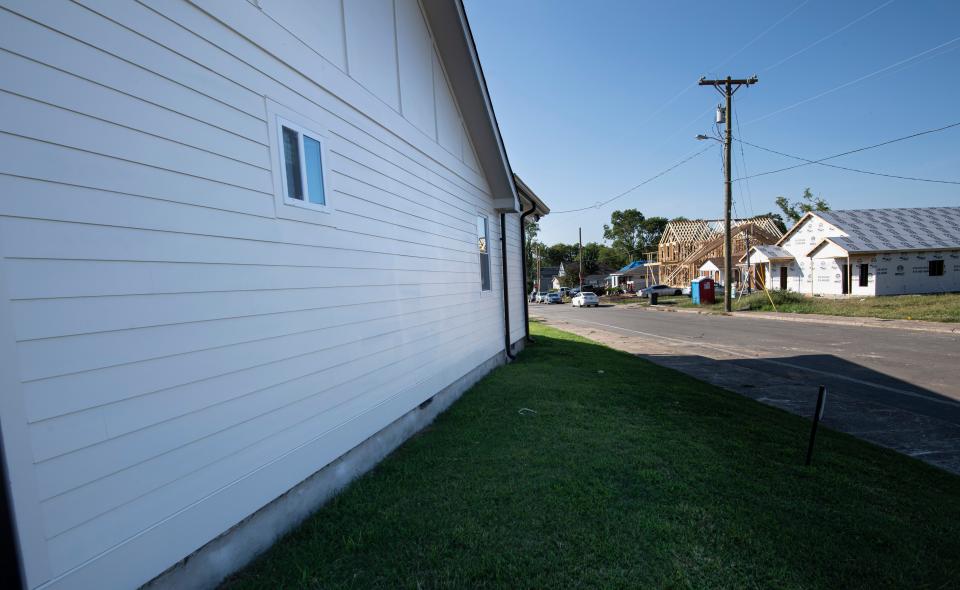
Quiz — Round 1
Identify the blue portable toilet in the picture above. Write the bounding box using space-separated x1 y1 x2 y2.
691 277 715 305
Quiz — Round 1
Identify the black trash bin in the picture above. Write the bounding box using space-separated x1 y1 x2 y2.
650 292 658 305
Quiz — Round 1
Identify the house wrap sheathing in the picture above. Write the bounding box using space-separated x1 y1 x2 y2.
750 207 960 296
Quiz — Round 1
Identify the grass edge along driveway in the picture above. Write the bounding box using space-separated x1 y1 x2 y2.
224 323 960 590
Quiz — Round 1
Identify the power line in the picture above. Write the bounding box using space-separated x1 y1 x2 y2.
714 0 812 72
761 0 897 72
747 34 960 125
733 121 960 181
733 109 755 216
549 145 716 214
735 138 960 185
635 1 809 130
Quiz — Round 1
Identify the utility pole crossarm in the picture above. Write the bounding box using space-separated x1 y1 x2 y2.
698 76 758 86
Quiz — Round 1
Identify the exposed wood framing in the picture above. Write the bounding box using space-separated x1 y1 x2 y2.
657 217 784 287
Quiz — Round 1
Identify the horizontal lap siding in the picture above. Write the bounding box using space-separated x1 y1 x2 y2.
505 213 526 343
0 0 515 587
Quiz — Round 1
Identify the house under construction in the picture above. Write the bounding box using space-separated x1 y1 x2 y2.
646 217 784 287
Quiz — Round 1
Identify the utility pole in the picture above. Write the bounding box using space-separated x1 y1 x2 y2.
536 244 541 294
578 227 583 293
698 75 758 312
745 229 751 294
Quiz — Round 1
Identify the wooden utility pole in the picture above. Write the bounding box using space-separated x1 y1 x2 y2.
578 227 583 292
698 75 758 311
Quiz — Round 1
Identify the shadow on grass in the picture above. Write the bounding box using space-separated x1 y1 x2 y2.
223 325 960 590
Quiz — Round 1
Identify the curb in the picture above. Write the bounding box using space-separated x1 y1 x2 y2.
638 304 958 334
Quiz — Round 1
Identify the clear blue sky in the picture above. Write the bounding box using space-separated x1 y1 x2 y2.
463 0 960 245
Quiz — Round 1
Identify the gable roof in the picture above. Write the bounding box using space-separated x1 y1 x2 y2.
739 245 793 263
699 257 725 270
660 217 783 245
422 1 518 212
613 260 646 274
781 207 960 253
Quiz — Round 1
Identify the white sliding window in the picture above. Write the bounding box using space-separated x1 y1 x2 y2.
477 216 491 291
279 121 327 207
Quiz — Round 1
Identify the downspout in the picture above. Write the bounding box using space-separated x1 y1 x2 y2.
519 200 537 343
500 213 515 361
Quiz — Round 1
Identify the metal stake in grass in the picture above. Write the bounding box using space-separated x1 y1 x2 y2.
805 385 827 466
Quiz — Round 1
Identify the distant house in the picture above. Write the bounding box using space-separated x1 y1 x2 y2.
698 258 726 283
0 2 551 589
608 261 649 292
741 207 960 296
537 266 560 292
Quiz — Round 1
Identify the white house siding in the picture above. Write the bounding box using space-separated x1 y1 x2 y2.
504 212 526 344
0 1 524 588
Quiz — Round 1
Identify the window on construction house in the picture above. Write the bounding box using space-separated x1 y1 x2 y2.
929 260 944 277
477 216 491 291
859 264 869 287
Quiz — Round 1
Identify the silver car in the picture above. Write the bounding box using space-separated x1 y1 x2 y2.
640 284 682 298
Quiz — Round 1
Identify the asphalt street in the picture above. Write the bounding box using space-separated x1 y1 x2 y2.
532 303 960 473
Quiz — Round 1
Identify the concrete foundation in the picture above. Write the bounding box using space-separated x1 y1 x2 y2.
143 341 523 590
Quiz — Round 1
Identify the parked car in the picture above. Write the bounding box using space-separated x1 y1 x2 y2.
572 292 599 307
569 287 581 296
558 287 570 298
535 291 549 303
545 291 563 304
640 284 682 298
681 285 691 296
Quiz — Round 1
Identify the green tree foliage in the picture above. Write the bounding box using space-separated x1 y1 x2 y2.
760 212 789 233
775 188 830 222
524 219 540 292
542 243 579 267
602 209 668 262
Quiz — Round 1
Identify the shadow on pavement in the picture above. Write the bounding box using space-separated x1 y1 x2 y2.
634 351 960 475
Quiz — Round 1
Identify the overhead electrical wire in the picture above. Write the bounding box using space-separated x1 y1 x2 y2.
733 109 756 217
760 0 897 73
635 1 810 131
549 145 716 214
746 34 960 125
732 121 960 181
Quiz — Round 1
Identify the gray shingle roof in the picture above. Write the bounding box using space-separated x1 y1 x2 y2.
751 245 793 260
815 207 960 253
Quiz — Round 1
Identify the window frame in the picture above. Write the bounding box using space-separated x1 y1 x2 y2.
929 259 945 277
265 99 335 225
275 116 331 213
477 214 491 292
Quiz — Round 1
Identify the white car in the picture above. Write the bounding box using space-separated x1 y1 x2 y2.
572 292 599 307
640 284 682 298
535 291 549 303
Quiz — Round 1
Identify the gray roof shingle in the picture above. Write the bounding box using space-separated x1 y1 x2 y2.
815 207 960 253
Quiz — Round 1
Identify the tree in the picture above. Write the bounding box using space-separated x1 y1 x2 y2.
602 209 667 262
642 216 669 252
542 243 578 267
524 219 540 292
775 188 829 222
759 212 788 233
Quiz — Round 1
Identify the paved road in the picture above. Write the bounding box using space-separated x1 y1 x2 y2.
532 303 960 474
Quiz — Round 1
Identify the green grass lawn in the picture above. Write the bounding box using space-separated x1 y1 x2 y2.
649 291 960 322
224 323 960 589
